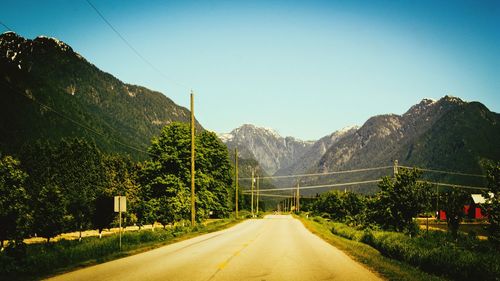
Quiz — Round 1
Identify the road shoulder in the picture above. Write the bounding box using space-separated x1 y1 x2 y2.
297 215 445 281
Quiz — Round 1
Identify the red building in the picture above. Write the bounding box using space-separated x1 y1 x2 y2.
437 193 491 220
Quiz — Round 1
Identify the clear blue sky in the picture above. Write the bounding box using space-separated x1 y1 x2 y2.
2 0 499 140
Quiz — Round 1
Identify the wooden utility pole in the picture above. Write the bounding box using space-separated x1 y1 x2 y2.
251 169 254 217
256 176 260 215
119 198 122 250
296 182 300 212
436 185 439 220
235 148 239 219
190 91 195 226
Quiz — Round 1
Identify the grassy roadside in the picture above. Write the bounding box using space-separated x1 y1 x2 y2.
1 218 245 281
297 215 445 281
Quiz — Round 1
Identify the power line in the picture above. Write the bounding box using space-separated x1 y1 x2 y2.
84 0 190 90
242 179 488 193
241 193 290 198
242 179 382 192
0 21 13 31
400 166 485 178
239 166 392 180
418 181 487 191
2 80 153 156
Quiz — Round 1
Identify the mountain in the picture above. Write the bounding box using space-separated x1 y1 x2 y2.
224 97 500 194
317 96 500 173
275 126 358 176
219 124 314 175
304 96 500 193
0 32 201 159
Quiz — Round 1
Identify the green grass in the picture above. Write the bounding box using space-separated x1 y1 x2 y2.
417 220 489 237
0 218 243 281
298 216 446 281
323 218 500 281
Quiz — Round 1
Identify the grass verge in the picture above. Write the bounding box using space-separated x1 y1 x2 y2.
328 221 500 281
0 218 243 281
297 215 445 281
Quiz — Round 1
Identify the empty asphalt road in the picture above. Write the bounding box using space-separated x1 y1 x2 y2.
47 215 382 281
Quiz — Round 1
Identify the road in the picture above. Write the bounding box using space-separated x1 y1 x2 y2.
47 215 382 281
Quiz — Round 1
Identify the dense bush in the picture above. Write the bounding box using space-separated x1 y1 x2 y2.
312 190 367 226
328 220 500 281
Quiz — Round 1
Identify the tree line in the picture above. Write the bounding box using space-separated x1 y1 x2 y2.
0 122 233 248
307 166 500 245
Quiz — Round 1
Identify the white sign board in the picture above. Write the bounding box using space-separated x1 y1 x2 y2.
114 196 127 212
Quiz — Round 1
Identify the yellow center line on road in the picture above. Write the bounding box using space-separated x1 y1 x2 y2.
217 240 253 270
208 232 264 280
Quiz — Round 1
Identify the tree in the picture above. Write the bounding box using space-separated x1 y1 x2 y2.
442 189 469 238
142 123 233 224
93 155 140 236
312 190 346 220
135 198 159 230
342 191 367 226
153 174 190 227
483 162 500 247
375 168 432 235
196 131 233 218
93 195 114 238
55 138 106 240
32 183 66 243
0 155 30 249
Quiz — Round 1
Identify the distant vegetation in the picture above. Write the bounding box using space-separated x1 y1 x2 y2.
303 165 500 280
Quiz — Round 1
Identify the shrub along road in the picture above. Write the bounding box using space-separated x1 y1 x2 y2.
47 215 382 281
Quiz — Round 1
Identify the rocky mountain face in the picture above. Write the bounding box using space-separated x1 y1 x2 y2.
304 96 500 193
224 97 500 193
0 32 201 159
219 124 314 175
316 96 500 175
275 126 358 176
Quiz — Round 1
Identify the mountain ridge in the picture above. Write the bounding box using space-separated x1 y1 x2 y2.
221 96 500 193
219 124 314 175
0 32 202 159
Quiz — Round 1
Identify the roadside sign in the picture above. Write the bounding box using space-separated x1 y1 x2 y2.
114 196 126 212
114 195 126 250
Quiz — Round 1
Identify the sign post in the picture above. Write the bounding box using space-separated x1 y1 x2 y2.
114 196 126 250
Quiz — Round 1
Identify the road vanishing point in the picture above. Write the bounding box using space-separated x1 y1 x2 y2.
47 215 382 281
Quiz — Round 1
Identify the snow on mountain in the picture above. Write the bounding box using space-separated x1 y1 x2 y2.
219 124 314 175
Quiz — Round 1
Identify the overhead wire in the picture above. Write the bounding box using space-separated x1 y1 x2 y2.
418 181 488 191
241 193 290 198
239 166 392 180
400 166 486 178
241 179 382 193
84 0 190 90
0 21 13 31
1 80 153 156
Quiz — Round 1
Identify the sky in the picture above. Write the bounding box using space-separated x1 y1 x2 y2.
1 0 499 140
